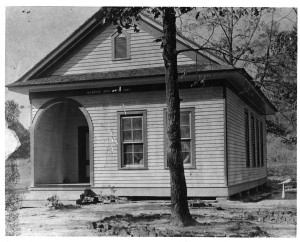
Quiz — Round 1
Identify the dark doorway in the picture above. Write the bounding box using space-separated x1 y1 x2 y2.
78 126 90 183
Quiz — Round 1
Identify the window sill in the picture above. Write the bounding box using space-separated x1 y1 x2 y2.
164 165 196 170
119 166 148 170
112 57 131 61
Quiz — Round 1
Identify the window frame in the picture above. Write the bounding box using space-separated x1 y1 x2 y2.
111 30 131 60
117 110 148 170
244 109 250 168
256 119 260 167
163 107 196 169
260 121 264 167
251 114 256 167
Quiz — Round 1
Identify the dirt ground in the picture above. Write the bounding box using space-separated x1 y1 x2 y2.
19 192 297 237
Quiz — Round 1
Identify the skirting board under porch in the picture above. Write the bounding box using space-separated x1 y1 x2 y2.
22 178 266 201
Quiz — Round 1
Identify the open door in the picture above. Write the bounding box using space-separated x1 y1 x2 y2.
78 126 90 183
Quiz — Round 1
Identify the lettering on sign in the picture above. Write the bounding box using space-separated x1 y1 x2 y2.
86 87 131 95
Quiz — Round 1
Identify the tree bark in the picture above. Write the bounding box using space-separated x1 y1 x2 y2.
162 7 195 227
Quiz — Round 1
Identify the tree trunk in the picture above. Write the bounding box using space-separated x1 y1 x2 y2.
162 7 195 227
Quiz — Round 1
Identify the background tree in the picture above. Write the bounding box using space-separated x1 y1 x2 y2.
183 8 296 144
5 100 24 235
6 100 30 159
6 100 21 127
257 25 297 145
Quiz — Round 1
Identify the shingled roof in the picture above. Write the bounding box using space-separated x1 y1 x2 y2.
7 64 235 87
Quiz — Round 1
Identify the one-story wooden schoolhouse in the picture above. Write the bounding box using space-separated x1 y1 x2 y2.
7 10 276 200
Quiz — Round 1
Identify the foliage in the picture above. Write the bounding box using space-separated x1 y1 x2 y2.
268 162 297 180
108 185 117 200
267 135 296 164
46 195 64 209
191 7 269 65
259 26 297 144
5 158 21 236
5 101 24 235
46 195 81 209
5 100 21 126
5 100 30 158
187 8 296 144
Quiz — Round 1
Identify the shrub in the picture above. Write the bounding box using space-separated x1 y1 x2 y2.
46 195 81 210
46 195 64 209
5 158 21 235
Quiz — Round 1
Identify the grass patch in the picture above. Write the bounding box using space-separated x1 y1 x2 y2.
267 162 297 180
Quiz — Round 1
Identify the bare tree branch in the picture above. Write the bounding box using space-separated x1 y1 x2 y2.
259 10 275 84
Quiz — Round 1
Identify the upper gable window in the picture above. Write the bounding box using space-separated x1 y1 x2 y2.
111 31 130 60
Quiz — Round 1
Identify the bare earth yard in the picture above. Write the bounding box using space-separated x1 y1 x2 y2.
19 194 296 237
13 159 297 237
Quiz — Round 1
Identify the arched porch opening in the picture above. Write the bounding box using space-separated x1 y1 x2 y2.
31 98 93 185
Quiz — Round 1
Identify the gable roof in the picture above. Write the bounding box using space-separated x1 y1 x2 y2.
7 8 276 115
7 8 227 87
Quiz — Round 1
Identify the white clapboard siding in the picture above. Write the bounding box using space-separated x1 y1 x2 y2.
31 87 226 188
226 88 267 186
52 24 196 76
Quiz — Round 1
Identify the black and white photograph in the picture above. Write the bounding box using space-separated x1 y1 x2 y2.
4 1 297 237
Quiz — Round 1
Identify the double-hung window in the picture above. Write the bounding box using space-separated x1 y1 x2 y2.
164 108 195 168
118 111 147 169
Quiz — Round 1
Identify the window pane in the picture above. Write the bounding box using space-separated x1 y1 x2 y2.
134 144 143 153
180 126 190 138
115 35 127 59
124 153 133 165
182 152 191 164
133 130 143 141
180 113 190 126
123 131 132 141
123 144 133 153
134 153 143 165
132 117 142 130
122 118 131 131
181 140 191 152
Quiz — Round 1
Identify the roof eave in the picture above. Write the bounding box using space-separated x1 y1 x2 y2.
7 67 276 115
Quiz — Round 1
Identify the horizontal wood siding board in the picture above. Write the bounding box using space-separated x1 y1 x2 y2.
53 24 195 76
226 88 267 187
91 184 225 188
